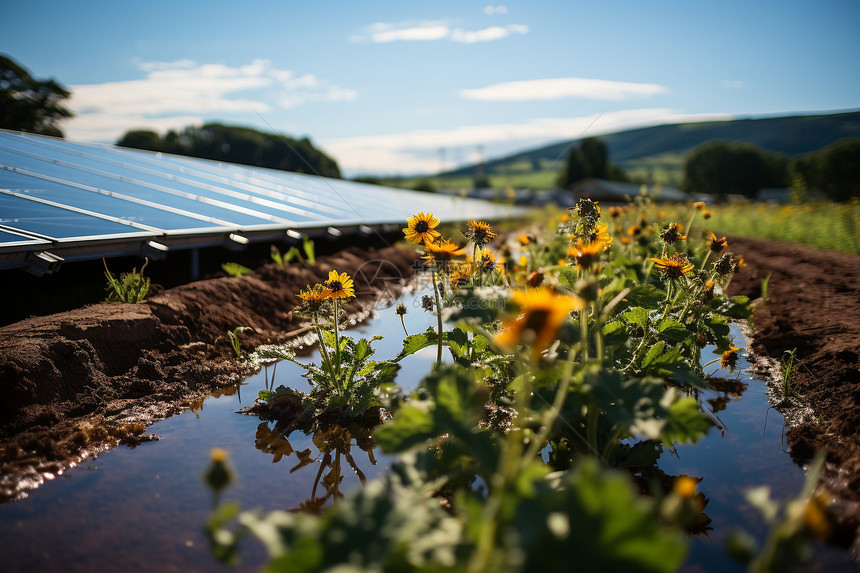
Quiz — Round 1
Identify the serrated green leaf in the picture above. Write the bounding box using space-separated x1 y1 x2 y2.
657 318 690 343
623 283 665 310
641 341 665 368
622 307 651 327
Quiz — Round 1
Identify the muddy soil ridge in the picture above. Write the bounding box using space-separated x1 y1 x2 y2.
726 236 860 543
0 244 418 501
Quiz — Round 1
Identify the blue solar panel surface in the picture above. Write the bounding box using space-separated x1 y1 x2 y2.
0 130 525 271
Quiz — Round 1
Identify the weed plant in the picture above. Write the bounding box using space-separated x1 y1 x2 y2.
103 257 150 303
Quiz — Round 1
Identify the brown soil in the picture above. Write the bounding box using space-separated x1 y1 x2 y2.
726 236 860 543
0 244 417 502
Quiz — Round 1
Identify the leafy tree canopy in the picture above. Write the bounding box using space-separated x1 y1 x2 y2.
792 138 860 201
117 123 341 178
558 137 628 188
0 54 73 137
682 140 787 197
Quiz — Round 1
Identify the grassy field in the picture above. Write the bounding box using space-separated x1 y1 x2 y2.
652 198 860 255
381 153 685 191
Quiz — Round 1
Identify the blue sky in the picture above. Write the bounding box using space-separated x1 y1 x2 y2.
3 0 858 176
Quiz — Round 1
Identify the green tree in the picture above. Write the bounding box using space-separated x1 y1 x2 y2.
791 138 860 201
579 137 609 179
557 137 626 188
116 123 341 178
682 140 787 197
116 130 167 152
0 54 73 137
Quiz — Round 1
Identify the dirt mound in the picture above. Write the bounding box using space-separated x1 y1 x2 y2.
726 236 860 538
0 245 417 501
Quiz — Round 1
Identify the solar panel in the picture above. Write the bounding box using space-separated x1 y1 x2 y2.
0 130 526 274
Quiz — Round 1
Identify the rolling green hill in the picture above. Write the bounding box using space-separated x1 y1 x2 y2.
387 110 860 190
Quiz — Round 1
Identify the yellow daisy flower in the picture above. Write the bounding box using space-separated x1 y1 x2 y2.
465 220 498 246
422 238 467 265
402 212 441 245
650 253 695 279
324 270 355 300
495 287 584 360
708 231 728 253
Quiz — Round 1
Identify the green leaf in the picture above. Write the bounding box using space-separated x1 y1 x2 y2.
221 262 254 277
514 458 687 573
622 307 651 327
602 320 628 347
396 328 438 360
641 341 665 368
656 318 689 344
623 283 665 310
724 295 753 319
662 397 713 444
373 402 436 452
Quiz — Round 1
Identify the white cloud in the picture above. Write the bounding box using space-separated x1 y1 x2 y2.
460 77 668 101
451 25 528 43
352 20 528 44
372 24 450 43
323 109 732 175
65 59 356 142
484 6 508 15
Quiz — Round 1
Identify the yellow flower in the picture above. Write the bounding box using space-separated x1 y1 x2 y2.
465 220 497 246
590 223 613 251
708 231 728 253
476 247 496 273
660 223 687 245
693 201 707 211
519 233 532 246
650 253 695 279
567 240 604 270
703 210 712 220
423 238 467 264
719 345 740 372
560 214 571 223
324 270 355 300
495 288 584 360
402 212 441 245
627 224 641 237
448 259 473 285
298 283 333 302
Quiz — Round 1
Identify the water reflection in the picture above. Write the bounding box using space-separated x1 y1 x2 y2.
253 420 377 513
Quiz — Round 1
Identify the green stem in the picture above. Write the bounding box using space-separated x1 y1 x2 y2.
580 306 589 361
399 315 409 337
313 311 333 378
333 300 342 389
683 209 697 241
433 271 444 366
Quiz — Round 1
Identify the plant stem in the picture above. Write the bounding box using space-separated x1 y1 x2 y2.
333 300 342 389
433 270 444 366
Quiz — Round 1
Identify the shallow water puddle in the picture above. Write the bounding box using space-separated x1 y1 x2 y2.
0 293 854 572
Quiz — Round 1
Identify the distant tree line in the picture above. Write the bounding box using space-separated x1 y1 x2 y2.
117 123 341 178
557 137 628 188
0 53 73 137
791 138 860 201
682 139 859 201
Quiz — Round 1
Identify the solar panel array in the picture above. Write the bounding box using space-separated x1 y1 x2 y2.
0 131 524 274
